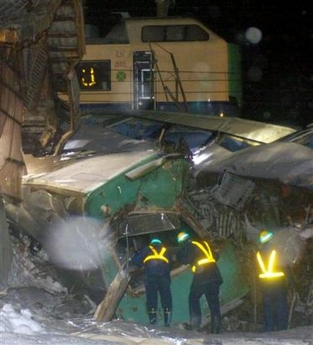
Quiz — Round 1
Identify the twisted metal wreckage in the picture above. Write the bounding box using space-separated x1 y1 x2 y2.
1 0 313 329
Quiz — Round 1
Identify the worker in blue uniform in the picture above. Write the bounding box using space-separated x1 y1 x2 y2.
132 238 173 326
176 231 223 333
256 229 293 332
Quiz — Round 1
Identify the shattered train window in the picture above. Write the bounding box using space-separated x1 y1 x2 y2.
218 135 254 152
163 126 214 153
110 118 164 139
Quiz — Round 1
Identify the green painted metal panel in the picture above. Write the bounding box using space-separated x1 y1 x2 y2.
104 240 248 325
219 241 248 304
228 43 243 108
21 150 248 325
84 155 188 220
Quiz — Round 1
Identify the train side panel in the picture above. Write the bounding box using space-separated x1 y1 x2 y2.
73 17 242 116
78 44 133 110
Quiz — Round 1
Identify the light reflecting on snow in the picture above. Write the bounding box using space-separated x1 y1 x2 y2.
0 304 45 334
0 302 312 345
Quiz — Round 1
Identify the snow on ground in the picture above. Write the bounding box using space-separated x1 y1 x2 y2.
0 298 313 345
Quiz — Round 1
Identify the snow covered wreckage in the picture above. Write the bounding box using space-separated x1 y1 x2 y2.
194 126 313 324
194 125 313 240
5 120 251 326
1 0 310 329
2 112 299 327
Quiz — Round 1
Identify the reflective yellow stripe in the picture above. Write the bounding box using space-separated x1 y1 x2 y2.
143 246 169 264
259 272 285 278
256 250 285 279
191 241 216 273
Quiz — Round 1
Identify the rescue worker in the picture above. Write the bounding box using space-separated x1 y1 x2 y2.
176 231 223 333
131 238 173 326
256 229 292 332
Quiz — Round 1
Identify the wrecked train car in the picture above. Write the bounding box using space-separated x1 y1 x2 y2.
191 132 313 317
191 136 313 242
178 129 313 327
67 110 296 172
10 111 298 324
5 131 250 325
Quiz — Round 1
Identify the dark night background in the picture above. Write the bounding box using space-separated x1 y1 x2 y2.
83 1 313 128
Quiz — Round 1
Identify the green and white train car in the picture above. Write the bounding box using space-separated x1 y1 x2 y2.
65 16 242 118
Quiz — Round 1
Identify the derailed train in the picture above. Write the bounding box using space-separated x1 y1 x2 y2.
5 106 299 325
5 131 249 326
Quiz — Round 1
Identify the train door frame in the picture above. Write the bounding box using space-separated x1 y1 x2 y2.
133 51 155 110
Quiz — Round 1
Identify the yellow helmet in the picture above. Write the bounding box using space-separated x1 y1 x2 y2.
259 230 274 244
177 231 190 244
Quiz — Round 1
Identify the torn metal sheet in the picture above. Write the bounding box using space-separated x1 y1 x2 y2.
196 142 313 189
210 172 255 209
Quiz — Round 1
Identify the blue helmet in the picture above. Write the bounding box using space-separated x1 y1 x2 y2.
150 238 162 245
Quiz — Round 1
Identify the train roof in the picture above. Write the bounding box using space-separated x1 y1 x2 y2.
86 15 224 44
22 151 158 194
126 110 296 144
122 16 209 24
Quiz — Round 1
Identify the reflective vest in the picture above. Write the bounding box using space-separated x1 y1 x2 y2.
256 250 285 279
143 246 169 264
191 240 216 273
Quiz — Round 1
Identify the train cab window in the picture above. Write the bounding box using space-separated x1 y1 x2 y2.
102 21 130 44
185 25 209 41
142 25 209 42
166 25 184 41
77 61 111 91
143 26 165 41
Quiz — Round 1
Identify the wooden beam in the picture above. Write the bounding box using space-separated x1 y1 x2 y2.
94 270 131 322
